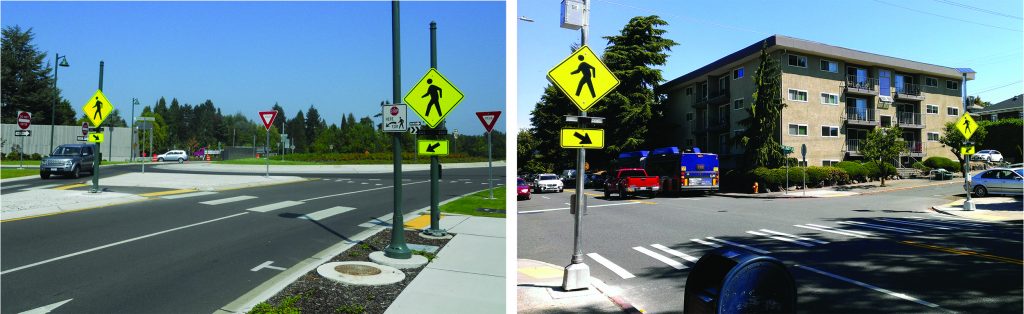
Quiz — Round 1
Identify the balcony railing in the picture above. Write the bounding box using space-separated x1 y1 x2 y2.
708 89 730 105
846 139 863 156
710 114 729 131
897 111 924 128
845 75 878 94
844 107 877 126
904 140 925 157
895 83 925 100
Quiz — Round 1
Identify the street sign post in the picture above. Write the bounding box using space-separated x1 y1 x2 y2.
560 128 605 149
382 104 408 133
259 110 278 178
403 68 464 128
476 111 502 199
546 45 620 112
136 117 155 173
801 144 807 196
417 139 449 156
15 111 32 168
955 113 978 140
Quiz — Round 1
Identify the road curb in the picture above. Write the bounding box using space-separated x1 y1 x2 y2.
718 180 959 199
0 162 139 183
519 258 643 314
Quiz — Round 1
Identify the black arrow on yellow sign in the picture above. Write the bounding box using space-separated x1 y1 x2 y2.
573 132 592 145
92 134 100 141
426 142 441 153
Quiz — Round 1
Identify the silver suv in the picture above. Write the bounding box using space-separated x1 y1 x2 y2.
157 150 189 163
40 144 96 179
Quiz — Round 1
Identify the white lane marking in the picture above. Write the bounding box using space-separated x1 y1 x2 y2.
162 191 217 199
301 206 356 221
361 182 368 185
375 183 382 186
794 265 948 311
838 221 918 233
481 183 487 185
25 184 61 190
633 246 687 270
806 223 875 237
691 238 722 248
517 202 635 214
541 196 550 199
875 218 954 230
747 230 814 247
18 298 73 314
586 253 635 279
250 261 287 272
199 195 257 205
1 212 248 275
368 179 381 181
247 201 304 213
760 229 829 245
3 184 28 189
464 182 472 184
301 181 428 202
794 224 869 238
334 179 343 182
651 244 699 263
707 237 771 254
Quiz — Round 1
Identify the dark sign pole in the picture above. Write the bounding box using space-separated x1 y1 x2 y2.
91 61 103 193
383 0 411 259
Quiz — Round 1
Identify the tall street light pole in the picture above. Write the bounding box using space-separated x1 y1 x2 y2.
130 98 139 162
50 54 69 154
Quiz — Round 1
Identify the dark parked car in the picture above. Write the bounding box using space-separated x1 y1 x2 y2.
40 144 96 179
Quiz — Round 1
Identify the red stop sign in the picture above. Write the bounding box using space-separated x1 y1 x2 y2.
390 106 399 116
17 111 31 129
82 122 90 135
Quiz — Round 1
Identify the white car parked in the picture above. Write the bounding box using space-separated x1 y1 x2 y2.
972 150 1004 162
533 174 564 193
157 150 189 163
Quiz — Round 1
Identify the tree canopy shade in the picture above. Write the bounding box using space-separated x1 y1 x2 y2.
737 41 787 170
1 25 77 126
860 126 907 187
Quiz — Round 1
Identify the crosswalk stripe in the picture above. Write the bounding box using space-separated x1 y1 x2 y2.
691 238 722 248
651 244 699 263
361 182 368 185
247 201 304 213
760 229 829 245
746 230 815 247
838 221 918 233
633 246 687 270
162 191 217 199
25 184 61 190
875 218 954 230
795 224 869 238
806 223 875 236
707 237 771 254
301 206 356 221
200 195 257 205
586 253 635 279
3 184 27 189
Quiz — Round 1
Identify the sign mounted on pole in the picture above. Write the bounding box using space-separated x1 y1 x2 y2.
560 128 605 149
259 110 278 130
475 111 501 133
14 130 31 136
17 111 31 129
87 132 104 143
417 139 449 156
547 45 620 112
955 113 978 140
403 68 464 128
961 146 975 155
81 90 114 127
382 104 408 133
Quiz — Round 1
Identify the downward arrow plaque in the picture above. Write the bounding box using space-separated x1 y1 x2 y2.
417 139 449 156
560 128 604 149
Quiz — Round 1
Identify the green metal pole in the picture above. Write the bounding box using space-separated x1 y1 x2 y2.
384 0 411 259
425 20 446 236
91 61 103 193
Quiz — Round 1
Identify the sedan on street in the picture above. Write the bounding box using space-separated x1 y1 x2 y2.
970 168 1023 197
517 178 531 200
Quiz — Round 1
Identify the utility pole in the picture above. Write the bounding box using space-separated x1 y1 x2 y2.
563 0 591 292
423 20 447 237
383 0 411 259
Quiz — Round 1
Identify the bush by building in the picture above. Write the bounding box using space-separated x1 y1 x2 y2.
923 156 959 172
835 161 867 182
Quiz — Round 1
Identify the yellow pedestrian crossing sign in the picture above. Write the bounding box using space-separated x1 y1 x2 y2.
404 68 464 129
955 113 978 140
418 139 449 156
547 45 619 112
87 132 104 143
961 145 975 155
560 128 604 149
81 90 114 127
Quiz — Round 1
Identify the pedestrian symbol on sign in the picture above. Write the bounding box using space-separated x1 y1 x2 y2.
422 79 443 117
92 97 104 120
572 55 597 97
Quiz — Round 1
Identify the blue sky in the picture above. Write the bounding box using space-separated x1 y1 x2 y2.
517 0 1023 128
2 1 506 135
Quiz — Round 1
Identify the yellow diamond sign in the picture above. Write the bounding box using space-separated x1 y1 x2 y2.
81 90 114 127
955 113 978 140
404 68 464 129
547 45 619 112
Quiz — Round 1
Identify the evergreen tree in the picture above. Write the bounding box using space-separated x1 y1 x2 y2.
737 41 787 170
305 105 326 147
1 25 66 125
286 111 307 153
271 103 286 131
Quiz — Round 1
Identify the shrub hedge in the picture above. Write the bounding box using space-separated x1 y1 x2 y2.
923 156 959 172
835 161 867 182
753 166 850 189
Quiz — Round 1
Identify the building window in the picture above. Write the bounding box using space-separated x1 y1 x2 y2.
788 89 808 102
788 54 807 67
822 160 840 166
733 98 744 110
925 77 938 87
820 126 839 137
686 112 694 121
927 132 940 142
947 107 959 116
820 60 838 73
788 124 808 136
946 80 959 90
820 93 839 105
926 104 939 114
686 87 693 95
733 67 744 79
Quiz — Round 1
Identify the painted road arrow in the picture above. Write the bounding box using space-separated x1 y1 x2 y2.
560 128 604 149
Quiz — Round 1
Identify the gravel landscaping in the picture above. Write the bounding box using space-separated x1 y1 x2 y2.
251 229 451 314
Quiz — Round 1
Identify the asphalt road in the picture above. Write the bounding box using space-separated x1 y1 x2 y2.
518 183 1023 313
0 165 505 313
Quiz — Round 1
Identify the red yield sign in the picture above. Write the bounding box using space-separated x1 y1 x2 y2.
259 110 278 131
475 111 501 133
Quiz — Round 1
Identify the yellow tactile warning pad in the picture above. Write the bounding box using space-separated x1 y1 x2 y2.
404 214 444 229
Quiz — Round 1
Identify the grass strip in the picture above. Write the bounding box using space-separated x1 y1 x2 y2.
439 186 506 218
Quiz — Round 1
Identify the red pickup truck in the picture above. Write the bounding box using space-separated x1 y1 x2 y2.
604 168 660 199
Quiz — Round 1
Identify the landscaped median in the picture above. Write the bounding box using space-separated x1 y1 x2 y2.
0 160 133 180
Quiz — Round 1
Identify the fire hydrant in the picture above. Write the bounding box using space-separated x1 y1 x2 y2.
752 181 759 194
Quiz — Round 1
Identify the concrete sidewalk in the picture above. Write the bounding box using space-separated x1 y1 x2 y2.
517 259 636 313
720 178 959 199
385 215 505 313
153 161 505 174
931 196 1023 222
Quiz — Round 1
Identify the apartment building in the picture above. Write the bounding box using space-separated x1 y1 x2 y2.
656 35 970 169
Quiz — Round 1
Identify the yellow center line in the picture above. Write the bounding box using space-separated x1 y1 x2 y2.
899 240 1023 265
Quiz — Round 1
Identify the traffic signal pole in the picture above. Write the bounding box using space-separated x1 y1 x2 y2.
383 0 411 259
563 0 591 292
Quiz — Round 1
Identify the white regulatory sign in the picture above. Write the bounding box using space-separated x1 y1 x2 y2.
382 104 408 133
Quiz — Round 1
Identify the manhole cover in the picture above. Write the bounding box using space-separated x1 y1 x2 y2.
335 264 382 276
